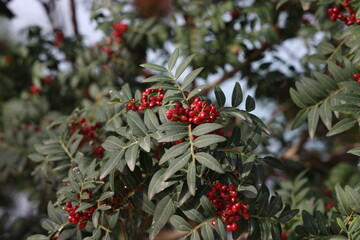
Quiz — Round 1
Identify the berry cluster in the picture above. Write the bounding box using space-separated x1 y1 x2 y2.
30 85 41 96
68 118 104 158
207 182 250 232
353 73 360 83
65 202 95 229
166 98 220 125
126 88 164 111
112 22 129 43
328 1 360 25
53 30 65 47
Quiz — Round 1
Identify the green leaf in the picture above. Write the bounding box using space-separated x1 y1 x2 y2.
98 192 114 202
102 136 124 151
127 113 148 137
335 92 360 104
337 218 348 233
149 196 175 240
334 184 352 216
302 210 318 236
278 207 299 223
100 149 125 179
183 209 204 222
340 82 360 92
181 67 204 89
148 169 176 200
149 84 178 91
268 195 283 217
26 235 47 240
193 134 226 148
164 153 191 180
187 161 196 196
76 203 94 213
158 122 188 131
140 63 168 72
168 48 179 71
344 186 360 212
132 192 155 215
175 54 196 79
158 131 187 143
308 107 319 139
245 95 256 112
187 84 209 99
214 220 227 240
142 75 173 83
290 88 307 108
125 144 139 171
326 118 357 136
328 62 347 83
41 219 58 231
195 152 224 173
347 147 360 156
270 223 281 240
58 228 77 240
331 104 360 114
231 82 243 107
243 127 261 152
192 123 223 136
190 231 200 240
319 99 332 130
214 85 226 107
250 114 271 136
263 156 284 170
200 195 216 217
238 184 258 198
139 135 151 152
159 142 189 165
107 209 120 229
144 109 160 131
315 211 330 236
169 215 192 231
240 154 255 178
201 224 214 240
47 201 63 225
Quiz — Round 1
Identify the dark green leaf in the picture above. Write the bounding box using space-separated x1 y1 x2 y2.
200 195 216 217
148 169 176 200
149 196 175 240
27 235 47 240
158 131 187 143
245 95 256 112
263 156 284 170
100 149 125 179
201 224 214 240
331 104 360 114
142 75 173 83
140 63 168 72
159 142 189 165
139 135 151 152
187 161 196 196
58 228 77 240
344 186 360 212
231 82 243 107
334 184 352 216
98 192 114 202
290 88 307 108
195 152 224 173
214 85 226 107
102 136 124 151
164 153 191 180
158 122 188 131
214 220 227 240
302 210 318 236
168 48 179 71
182 67 203 89
319 99 332 130
108 209 120 229
268 195 283 217
278 208 299 223
192 123 223 136
169 215 192 231
187 84 210 99
308 107 319 139
47 201 63 225
127 113 147 137
326 118 357 136
144 109 160 131
132 192 155 215
175 54 196 79
193 134 226 148
243 127 262 152
183 209 204 222
125 144 139 171
190 231 200 240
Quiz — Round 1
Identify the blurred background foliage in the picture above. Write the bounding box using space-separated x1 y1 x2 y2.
0 0 359 239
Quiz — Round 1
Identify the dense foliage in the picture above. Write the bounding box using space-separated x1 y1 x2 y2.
0 0 359 239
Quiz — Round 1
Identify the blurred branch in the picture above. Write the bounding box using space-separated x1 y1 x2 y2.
70 0 79 35
38 0 57 30
203 43 271 94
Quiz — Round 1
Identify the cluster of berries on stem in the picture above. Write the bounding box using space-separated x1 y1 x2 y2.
328 0 360 25
68 118 104 158
65 201 95 229
126 88 164 111
208 182 250 232
112 22 129 43
353 73 360 83
166 97 220 126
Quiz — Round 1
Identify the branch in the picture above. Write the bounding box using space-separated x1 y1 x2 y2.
202 42 271 94
70 0 79 35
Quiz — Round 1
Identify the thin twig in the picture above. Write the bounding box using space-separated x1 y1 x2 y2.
70 0 79 35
